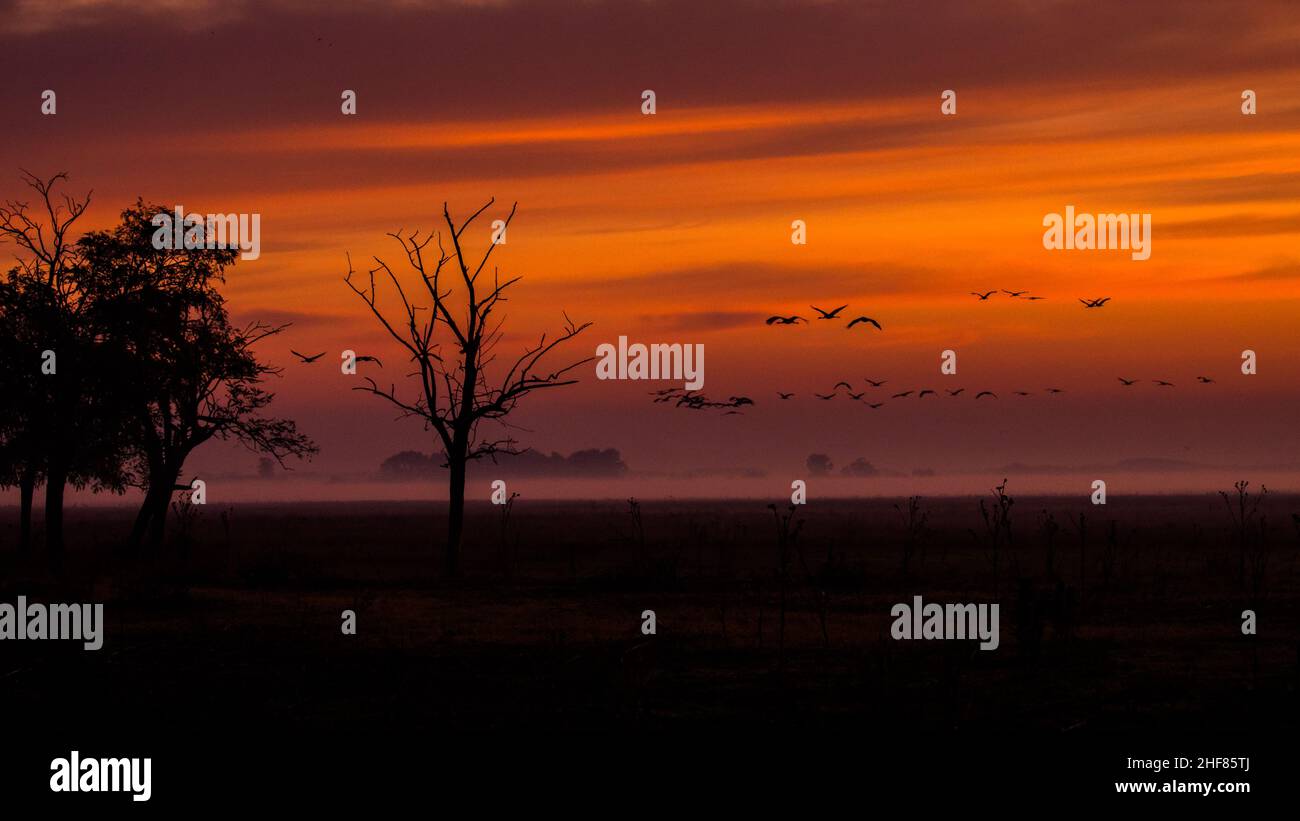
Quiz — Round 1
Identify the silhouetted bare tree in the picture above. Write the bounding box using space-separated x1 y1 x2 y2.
346 200 591 577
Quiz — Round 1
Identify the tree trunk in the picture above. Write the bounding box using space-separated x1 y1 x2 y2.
131 462 181 551
130 484 164 549
44 464 66 566
148 486 171 548
446 455 466 579
128 462 178 550
129 495 153 550
18 471 35 553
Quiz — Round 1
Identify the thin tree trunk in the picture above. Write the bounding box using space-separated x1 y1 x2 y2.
18 471 35 553
148 493 169 548
148 462 182 549
129 498 153 550
44 465 66 565
446 457 466 578
130 460 178 551
130 483 165 549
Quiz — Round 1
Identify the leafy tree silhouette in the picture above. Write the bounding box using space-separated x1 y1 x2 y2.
0 276 46 552
0 171 126 563
78 199 317 549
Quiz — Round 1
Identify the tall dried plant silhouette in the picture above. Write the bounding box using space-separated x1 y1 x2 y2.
1100 520 1119 589
767 503 805 665
1071 512 1089 605
496 488 520 579
346 200 591 578
894 495 929 579
627 496 646 568
1038 509 1060 581
971 478 1014 596
1220 480 1268 592
1291 513 1300 575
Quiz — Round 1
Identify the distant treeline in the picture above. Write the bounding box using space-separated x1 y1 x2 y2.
379 448 628 480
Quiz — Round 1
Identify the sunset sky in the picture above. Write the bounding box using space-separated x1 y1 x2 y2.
3 0 1300 500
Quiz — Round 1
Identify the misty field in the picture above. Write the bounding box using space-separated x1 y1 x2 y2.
3 493 1299 739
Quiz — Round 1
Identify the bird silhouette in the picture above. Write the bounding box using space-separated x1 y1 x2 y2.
1023 295 1047 301
777 391 795 399
867 402 884 409
864 378 887 387
1153 380 1175 387
975 391 997 399
918 389 937 398
651 387 686 403
1003 289 1029 297
815 392 836 400
1079 297 1111 308
766 315 807 325
1013 391 1033 396
668 391 749 413
970 291 996 300
947 388 965 396
892 390 913 398
290 350 326 363
847 316 882 330
1196 376 1215 384
847 391 865 400
811 304 848 319
1045 388 1064 394
355 355 382 367
1118 377 1138 386
833 381 853 391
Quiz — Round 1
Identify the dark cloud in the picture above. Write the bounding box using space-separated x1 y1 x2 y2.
1161 213 1300 239
632 311 755 334
231 308 350 330
1103 172 1300 208
558 261 931 304
1200 260 1300 284
5 0 1299 137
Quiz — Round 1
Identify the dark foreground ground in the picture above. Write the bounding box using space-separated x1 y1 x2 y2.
2 493 1296 802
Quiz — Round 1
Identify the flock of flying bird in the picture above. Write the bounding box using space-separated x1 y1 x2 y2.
650 388 755 415
651 290 1219 416
289 350 382 367
287 292 1212 415
765 303 882 328
654 374 1221 416
765 291 1111 331
651 371 1223 416
966 289 1111 307
775 379 1051 407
